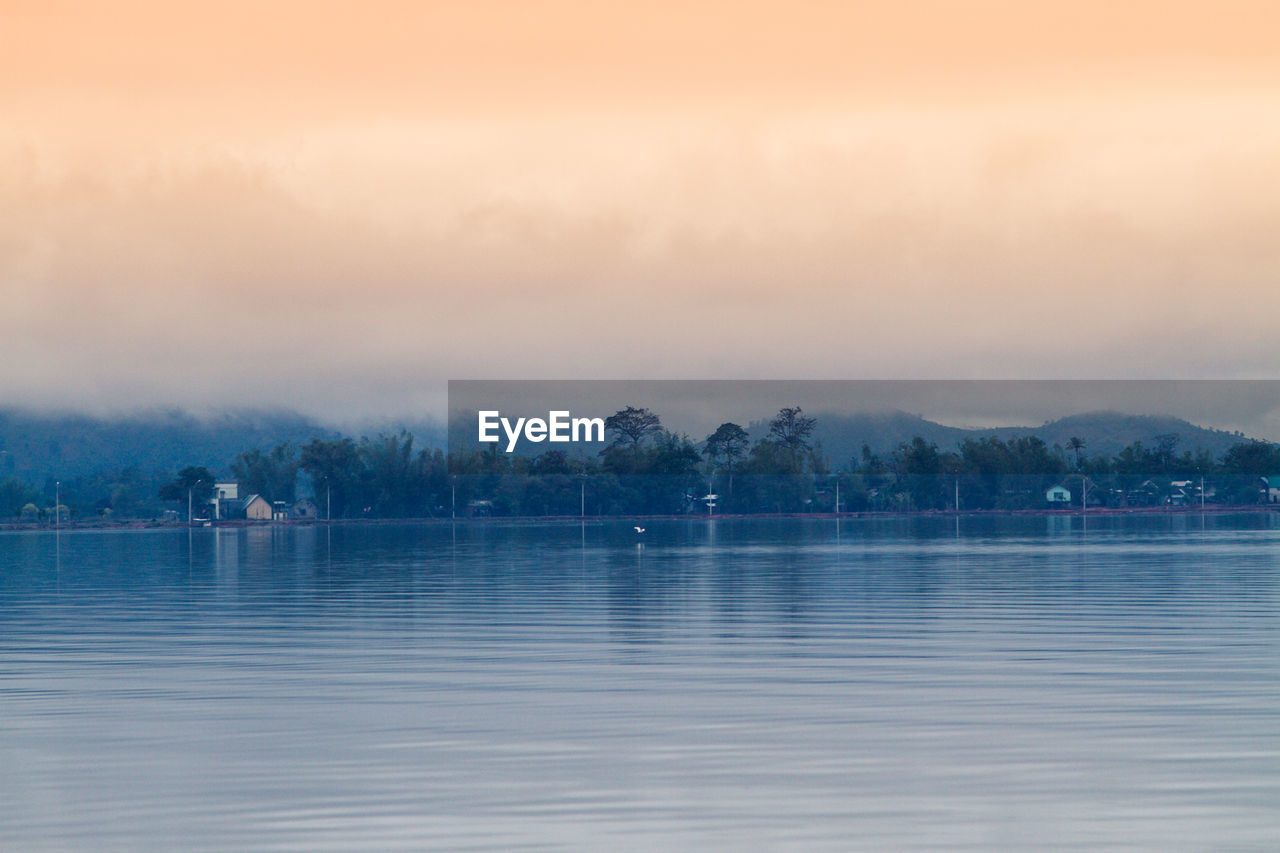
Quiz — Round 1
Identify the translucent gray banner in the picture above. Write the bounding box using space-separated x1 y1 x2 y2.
449 379 1280 460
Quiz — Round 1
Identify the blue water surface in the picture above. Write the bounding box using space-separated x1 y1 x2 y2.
2 514 1278 851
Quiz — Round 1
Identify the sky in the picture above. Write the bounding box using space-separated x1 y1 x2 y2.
3 2 1279 426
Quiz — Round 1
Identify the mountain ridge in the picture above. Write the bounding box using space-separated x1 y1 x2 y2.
0 404 1266 486
753 409 1250 466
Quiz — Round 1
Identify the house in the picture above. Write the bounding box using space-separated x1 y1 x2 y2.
1125 480 1162 507
1045 485 1072 504
272 501 290 521
1167 480 1206 506
1261 476 1280 503
212 482 239 520
291 498 319 519
242 494 273 521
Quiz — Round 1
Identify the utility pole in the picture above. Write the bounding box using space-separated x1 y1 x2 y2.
55 480 60 529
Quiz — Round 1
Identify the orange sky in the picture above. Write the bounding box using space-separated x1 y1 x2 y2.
5 2 1277 104
2 2 1279 420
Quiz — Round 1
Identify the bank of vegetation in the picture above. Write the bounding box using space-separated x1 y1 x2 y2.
5 405 1279 523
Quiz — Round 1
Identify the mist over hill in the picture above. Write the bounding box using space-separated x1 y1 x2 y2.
982 412 1247 461
0 402 1262 489
334 417 448 458
750 409 1249 467
0 408 347 484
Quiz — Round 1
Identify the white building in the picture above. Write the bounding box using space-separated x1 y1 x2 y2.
1045 485 1072 504
212 482 239 520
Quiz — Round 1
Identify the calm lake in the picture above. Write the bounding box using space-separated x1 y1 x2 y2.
2 515 1278 851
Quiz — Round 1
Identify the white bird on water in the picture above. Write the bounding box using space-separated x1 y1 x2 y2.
634 526 645 534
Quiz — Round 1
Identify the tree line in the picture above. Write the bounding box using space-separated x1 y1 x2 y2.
3 405 1280 521
451 406 1280 515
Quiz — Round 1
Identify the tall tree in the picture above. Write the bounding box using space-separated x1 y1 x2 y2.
231 444 298 502
158 466 216 507
359 431 426 517
604 406 662 451
0 477 41 518
1221 440 1280 475
767 406 816 453
704 422 749 481
1153 433 1180 471
299 438 362 517
1114 440 1155 476
1067 436 1086 469
602 406 662 474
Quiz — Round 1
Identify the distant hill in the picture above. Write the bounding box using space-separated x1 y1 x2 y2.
984 411 1247 461
0 408 343 484
770 409 1255 467
747 411 970 465
0 403 1262 487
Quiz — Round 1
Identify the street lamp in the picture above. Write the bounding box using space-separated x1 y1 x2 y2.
188 479 204 525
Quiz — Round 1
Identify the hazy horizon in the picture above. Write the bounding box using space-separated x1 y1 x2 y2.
9 379 1276 446
4 3 1278 419
448 380 1280 444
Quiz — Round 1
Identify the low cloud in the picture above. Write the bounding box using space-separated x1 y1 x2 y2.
2 96 1278 421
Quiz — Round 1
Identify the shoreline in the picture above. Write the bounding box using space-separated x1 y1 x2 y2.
4 503 1277 532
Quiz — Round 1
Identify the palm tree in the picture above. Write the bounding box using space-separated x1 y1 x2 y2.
1067 436 1086 470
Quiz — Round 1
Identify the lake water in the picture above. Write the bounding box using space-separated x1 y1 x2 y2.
2 515 1278 851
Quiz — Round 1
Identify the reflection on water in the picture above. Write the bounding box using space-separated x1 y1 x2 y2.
2 515 1278 850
